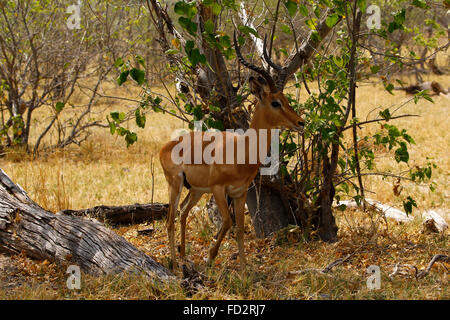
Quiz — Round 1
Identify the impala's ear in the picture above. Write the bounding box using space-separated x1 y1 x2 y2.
249 76 269 100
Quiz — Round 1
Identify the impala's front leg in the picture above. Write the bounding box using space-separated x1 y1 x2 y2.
167 176 183 270
207 186 232 265
234 193 247 273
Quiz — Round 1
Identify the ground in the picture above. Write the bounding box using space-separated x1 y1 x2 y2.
0 74 448 299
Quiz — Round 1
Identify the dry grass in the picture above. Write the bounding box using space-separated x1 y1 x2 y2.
0 74 448 300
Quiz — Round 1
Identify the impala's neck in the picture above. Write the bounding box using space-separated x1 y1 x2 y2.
247 105 274 166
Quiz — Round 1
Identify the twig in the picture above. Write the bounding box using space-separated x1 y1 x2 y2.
388 263 418 279
341 114 420 131
417 254 450 279
322 251 356 273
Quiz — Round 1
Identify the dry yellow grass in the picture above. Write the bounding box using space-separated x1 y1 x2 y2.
0 73 448 300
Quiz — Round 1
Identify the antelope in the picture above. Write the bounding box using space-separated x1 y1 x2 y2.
159 33 305 271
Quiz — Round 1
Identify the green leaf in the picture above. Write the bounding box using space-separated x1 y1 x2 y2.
333 56 344 68
305 18 317 30
412 0 429 9
130 68 146 85
379 108 391 121
125 132 138 147
204 19 215 34
325 79 335 93
385 83 394 94
174 1 188 15
388 9 406 33
110 111 123 122
117 127 127 137
210 3 222 15
280 24 293 35
114 57 124 68
135 108 146 128
110 111 119 121
298 4 308 17
185 41 206 67
237 25 260 38
174 1 197 18
341 182 349 194
370 65 380 74
55 102 65 113
394 141 409 163
117 70 129 86
108 121 116 135
402 196 417 215
325 13 340 28
192 105 203 120
179 17 197 36
284 0 298 17
357 0 367 13
394 8 406 25
165 49 179 55
135 55 145 68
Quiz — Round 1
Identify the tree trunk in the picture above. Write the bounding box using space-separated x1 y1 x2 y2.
0 169 173 280
246 180 296 238
59 203 168 225
314 153 339 242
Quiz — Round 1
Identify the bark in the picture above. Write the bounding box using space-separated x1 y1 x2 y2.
0 169 173 280
246 179 296 238
59 203 168 225
314 151 339 242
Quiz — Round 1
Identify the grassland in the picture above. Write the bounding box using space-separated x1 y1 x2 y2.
0 73 448 300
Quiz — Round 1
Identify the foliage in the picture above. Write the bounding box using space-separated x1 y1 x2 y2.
108 0 445 233
0 0 150 152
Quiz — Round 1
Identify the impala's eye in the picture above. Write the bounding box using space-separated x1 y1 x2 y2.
271 100 281 108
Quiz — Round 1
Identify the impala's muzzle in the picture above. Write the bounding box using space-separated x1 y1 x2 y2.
292 120 305 132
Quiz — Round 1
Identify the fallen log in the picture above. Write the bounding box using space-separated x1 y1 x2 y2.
58 203 168 225
0 169 173 280
335 198 413 222
422 210 448 234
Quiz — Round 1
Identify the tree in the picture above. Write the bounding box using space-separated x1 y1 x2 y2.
111 0 442 242
0 0 146 152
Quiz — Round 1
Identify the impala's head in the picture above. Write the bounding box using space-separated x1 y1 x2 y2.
234 32 305 132
248 76 305 131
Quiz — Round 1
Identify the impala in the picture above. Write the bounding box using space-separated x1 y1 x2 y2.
159 33 305 271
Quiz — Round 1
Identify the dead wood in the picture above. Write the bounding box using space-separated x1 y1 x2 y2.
58 203 168 225
0 169 173 281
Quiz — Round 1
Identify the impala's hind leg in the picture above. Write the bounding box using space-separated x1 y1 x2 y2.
207 186 232 264
179 189 203 258
167 173 183 270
